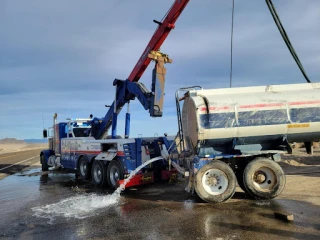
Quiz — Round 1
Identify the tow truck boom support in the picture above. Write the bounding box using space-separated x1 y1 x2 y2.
92 0 190 139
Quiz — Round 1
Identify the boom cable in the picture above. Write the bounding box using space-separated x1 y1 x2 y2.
104 0 127 15
266 0 311 83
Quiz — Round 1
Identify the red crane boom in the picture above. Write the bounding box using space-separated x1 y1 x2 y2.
128 0 190 82
93 0 190 139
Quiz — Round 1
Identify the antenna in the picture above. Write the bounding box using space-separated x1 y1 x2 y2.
230 0 235 88
42 113 45 129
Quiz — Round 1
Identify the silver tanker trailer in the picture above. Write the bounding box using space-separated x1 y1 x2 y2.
175 82 320 203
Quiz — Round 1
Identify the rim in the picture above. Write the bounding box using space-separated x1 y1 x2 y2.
252 167 277 192
93 164 102 183
80 160 87 176
109 165 119 187
201 168 229 196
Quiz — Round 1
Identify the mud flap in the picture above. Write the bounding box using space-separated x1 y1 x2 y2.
118 172 154 188
185 169 195 194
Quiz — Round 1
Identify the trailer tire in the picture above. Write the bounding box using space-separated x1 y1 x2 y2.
243 158 285 199
91 160 108 187
195 160 236 203
107 160 124 190
41 154 48 171
78 156 90 180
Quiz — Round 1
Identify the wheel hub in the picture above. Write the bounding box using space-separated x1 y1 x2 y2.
81 163 87 175
206 174 219 186
93 165 102 182
252 167 277 192
202 168 228 196
110 166 119 186
254 171 266 184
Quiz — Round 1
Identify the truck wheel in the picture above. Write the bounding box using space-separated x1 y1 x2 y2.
243 158 286 199
78 157 90 180
107 160 124 190
91 160 108 187
41 154 48 171
195 160 236 203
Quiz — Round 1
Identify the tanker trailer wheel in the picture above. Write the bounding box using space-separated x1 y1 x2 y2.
195 161 236 203
91 160 108 187
243 158 286 199
41 154 48 171
107 160 124 190
77 156 90 180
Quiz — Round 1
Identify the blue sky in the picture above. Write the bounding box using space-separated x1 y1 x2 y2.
0 0 319 139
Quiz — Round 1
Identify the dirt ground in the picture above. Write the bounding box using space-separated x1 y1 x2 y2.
276 146 320 209
0 143 47 155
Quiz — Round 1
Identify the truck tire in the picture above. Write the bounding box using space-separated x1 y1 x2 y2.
195 160 236 203
78 156 90 180
41 154 48 171
107 160 124 190
243 158 286 199
91 160 108 187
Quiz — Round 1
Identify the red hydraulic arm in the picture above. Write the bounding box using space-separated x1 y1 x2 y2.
128 0 190 82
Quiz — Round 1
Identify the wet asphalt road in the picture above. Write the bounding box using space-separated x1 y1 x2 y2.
0 153 320 239
0 150 40 179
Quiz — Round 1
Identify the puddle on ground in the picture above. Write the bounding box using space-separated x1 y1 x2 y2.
0 170 41 218
0 168 77 225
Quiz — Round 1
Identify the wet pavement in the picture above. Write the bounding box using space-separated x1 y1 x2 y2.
0 165 320 240
0 149 40 180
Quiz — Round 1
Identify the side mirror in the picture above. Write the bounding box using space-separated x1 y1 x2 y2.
43 129 48 138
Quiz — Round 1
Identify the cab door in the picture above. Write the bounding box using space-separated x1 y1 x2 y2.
60 139 74 169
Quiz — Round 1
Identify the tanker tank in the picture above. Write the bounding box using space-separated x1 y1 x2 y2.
181 82 320 152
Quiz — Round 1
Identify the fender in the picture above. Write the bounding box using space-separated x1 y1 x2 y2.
40 149 54 164
76 154 90 167
94 149 118 162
